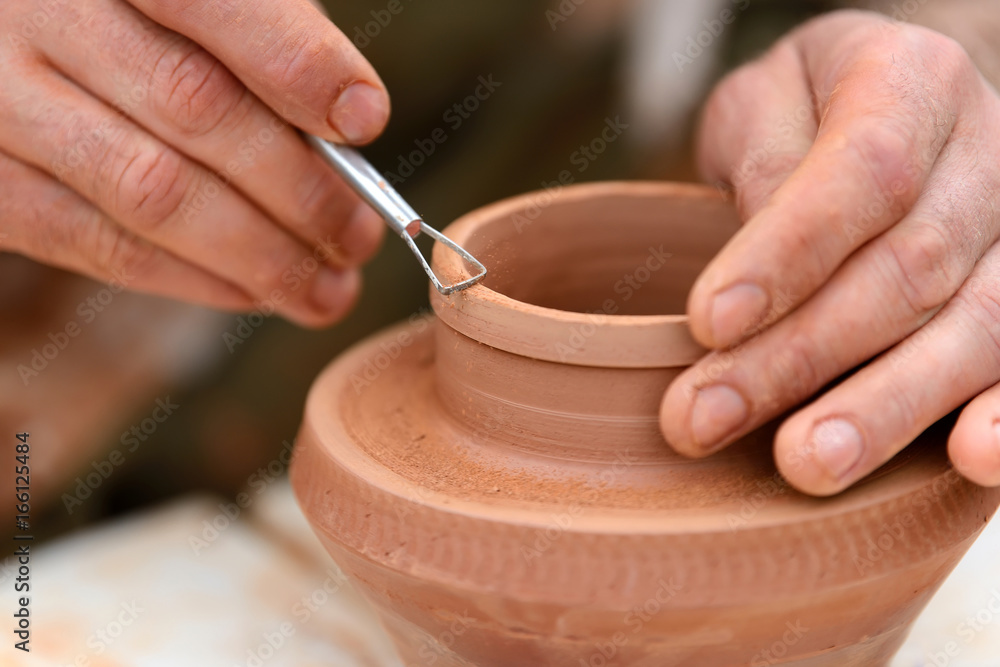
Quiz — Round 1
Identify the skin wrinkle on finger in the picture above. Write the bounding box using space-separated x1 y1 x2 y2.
254 2 322 82
692 123 930 348
665 88 1000 459
876 132 998 315
666 151 999 459
957 274 1000 366
776 242 1000 495
30 0 381 265
161 53 253 139
794 73 953 233
812 22 967 182
0 59 357 326
801 24 974 191
880 225 955 318
731 152 809 221
124 0 390 142
0 147 252 309
687 15 968 355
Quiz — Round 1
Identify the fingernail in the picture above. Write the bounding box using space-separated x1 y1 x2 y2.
809 418 864 481
328 82 390 144
691 385 749 449
710 283 769 345
310 267 356 313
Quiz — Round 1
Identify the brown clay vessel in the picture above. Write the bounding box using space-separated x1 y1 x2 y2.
292 182 1000 666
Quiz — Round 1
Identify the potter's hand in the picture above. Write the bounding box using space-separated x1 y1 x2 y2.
0 0 389 327
661 10 1000 495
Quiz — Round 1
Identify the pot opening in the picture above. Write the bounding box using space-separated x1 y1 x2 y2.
460 191 731 317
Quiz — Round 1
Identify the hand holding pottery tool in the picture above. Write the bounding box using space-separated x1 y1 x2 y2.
0 0 389 327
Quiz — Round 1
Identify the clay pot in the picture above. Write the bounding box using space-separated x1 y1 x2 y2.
291 182 1000 666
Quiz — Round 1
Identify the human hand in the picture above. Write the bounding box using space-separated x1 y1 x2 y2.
0 0 390 327
660 10 1000 495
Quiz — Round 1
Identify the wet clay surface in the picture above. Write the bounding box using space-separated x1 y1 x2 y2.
294 317 997 666
340 321 932 515
293 182 1000 666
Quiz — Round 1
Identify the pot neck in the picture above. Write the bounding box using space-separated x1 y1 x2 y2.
433 322 685 465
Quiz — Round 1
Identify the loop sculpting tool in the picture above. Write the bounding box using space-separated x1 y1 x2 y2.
306 135 487 295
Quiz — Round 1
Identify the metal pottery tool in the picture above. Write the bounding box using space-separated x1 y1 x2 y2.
306 135 487 295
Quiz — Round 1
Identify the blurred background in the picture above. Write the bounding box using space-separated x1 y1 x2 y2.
4 0 841 542
9 1 1000 665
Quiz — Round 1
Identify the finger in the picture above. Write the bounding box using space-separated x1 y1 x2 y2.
697 39 817 220
687 18 974 349
125 0 390 144
0 149 254 310
949 383 1000 488
32 0 384 266
662 131 1000 457
0 57 359 328
773 244 1000 496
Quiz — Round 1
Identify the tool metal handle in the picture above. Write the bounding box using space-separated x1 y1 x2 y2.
304 133 487 295
305 135 419 237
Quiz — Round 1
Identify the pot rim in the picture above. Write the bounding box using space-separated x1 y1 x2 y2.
429 181 731 368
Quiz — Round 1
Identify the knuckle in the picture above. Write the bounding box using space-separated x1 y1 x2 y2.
733 152 805 217
28 197 92 257
883 225 955 314
844 39 959 182
259 23 334 110
295 173 351 231
111 144 190 231
113 18 165 92
88 221 157 279
957 276 1000 359
909 28 978 88
251 248 301 297
776 225 832 287
882 373 920 435
844 116 923 210
153 45 250 138
763 331 825 409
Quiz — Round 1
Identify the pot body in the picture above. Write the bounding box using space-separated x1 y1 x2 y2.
292 182 1000 666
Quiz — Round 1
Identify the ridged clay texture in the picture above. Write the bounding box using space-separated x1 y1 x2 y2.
292 182 1000 666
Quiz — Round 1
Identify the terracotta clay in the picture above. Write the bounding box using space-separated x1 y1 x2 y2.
292 182 1000 666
